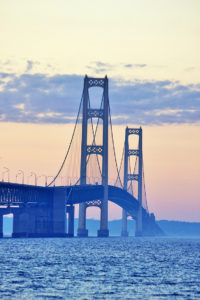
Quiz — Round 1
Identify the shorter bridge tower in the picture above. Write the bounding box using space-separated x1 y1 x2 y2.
121 127 143 237
77 76 109 237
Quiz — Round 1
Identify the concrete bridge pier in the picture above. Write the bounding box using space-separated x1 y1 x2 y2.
135 206 143 237
12 210 20 237
53 188 67 237
97 186 109 237
77 203 88 237
12 209 29 238
33 207 54 237
98 200 109 237
121 209 129 237
66 204 74 237
0 214 3 238
142 213 163 236
28 209 37 237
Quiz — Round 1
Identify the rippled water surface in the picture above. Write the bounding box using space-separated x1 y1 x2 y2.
0 237 199 299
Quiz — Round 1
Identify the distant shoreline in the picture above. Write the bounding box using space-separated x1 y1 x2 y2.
3 217 200 237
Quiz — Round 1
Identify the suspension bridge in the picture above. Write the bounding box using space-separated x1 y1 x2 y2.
0 76 162 238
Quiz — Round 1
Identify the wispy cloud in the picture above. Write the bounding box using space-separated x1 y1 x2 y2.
87 61 148 73
25 60 40 73
26 60 33 72
0 73 199 125
87 61 114 74
124 64 147 68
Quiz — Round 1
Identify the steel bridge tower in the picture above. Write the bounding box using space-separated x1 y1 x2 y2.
77 76 109 237
121 127 143 237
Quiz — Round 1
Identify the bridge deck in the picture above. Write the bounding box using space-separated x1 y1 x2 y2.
0 182 143 218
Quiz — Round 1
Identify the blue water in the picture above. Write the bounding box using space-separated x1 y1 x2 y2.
0 238 199 299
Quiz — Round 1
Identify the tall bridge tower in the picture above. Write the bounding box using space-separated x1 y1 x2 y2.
77 76 109 237
121 127 143 237
0 75 163 238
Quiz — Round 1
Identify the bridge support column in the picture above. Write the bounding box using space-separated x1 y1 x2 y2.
0 214 3 238
98 186 109 237
53 188 67 237
135 207 143 237
98 76 109 238
121 209 129 237
28 209 37 237
67 204 74 237
141 213 163 236
77 203 88 237
33 208 54 237
122 127 144 237
12 210 20 237
78 76 110 237
135 128 143 237
77 75 88 237
121 127 129 237
11 206 55 238
12 209 29 238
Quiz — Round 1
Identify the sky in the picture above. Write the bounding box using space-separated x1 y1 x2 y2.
0 0 200 222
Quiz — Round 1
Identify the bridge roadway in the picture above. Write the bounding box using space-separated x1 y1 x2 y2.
0 182 162 237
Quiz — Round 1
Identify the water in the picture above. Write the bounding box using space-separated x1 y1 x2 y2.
0 237 199 299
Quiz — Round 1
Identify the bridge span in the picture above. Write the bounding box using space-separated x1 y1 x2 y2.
0 182 162 237
0 75 163 238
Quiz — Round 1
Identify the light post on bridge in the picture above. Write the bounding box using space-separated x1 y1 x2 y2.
59 176 67 186
38 174 47 187
2 167 10 182
95 177 101 185
67 176 71 186
16 169 24 184
28 172 37 186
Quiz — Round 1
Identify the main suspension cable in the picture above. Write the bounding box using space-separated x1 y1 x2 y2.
109 103 123 187
47 94 83 187
114 143 124 187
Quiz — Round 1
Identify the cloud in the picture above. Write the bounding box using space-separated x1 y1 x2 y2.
109 79 200 124
87 61 148 74
0 72 15 79
0 60 11 66
124 64 133 68
87 61 114 74
26 60 33 72
124 64 147 68
0 73 83 123
0 73 199 125
25 60 40 72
